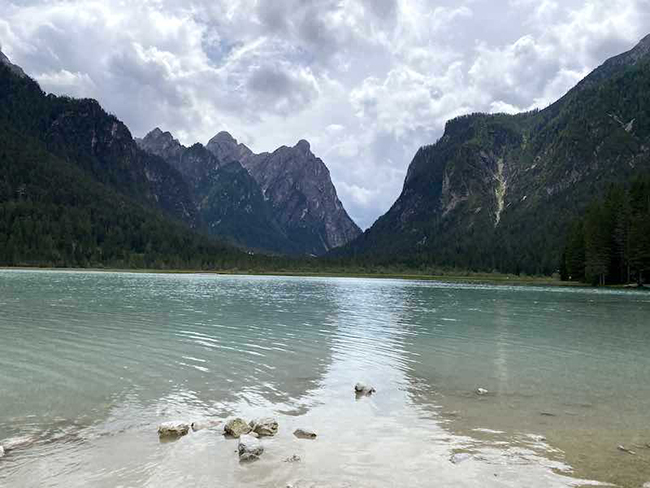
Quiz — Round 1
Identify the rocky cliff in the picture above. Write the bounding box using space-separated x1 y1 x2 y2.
138 129 298 253
205 135 361 254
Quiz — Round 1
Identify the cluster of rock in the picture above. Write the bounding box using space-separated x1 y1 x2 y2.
155 383 378 463
157 415 317 463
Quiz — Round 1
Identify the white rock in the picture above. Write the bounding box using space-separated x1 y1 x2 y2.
294 428 317 439
238 434 264 462
476 388 489 395
1 435 36 451
0 445 4 458
642 482 650 488
191 419 222 432
451 452 472 464
249 417 278 437
157 421 190 438
354 383 376 395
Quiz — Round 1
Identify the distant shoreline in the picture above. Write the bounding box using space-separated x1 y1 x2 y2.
0 265 595 288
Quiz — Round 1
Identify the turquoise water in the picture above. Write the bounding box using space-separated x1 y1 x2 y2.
0 270 649 487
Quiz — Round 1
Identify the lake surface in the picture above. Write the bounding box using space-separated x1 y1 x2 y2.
0 270 649 487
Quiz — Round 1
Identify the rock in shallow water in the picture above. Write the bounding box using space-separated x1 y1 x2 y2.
1 435 37 451
191 419 223 432
284 454 301 463
238 434 264 462
294 428 317 439
475 388 489 395
0 445 4 458
249 417 278 437
224 418 252 438
354 383 376 396
157 421 190 438
451 453 472 464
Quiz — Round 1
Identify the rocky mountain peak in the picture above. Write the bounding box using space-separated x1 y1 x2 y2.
138 127 182 157
206 131 253 164
0 48 27 78
294 139 311 154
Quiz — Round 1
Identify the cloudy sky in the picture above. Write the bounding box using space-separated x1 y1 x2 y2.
1 0 649 228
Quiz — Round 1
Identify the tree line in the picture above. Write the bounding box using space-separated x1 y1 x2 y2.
561 176 650 285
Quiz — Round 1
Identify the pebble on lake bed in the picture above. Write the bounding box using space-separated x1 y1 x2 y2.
355 383 376 396
0 445 5 458
284 454 301 463
294 428 317 439
475 388 489 395
618 445 636 455
224 418 252 438
238 434 264 462
157 421 190 438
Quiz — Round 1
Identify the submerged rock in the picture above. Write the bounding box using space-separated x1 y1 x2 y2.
618 445 636 455
224 418 252 438
191 419 223 432
294 428 317 439
355 383 376 396
451 452 472 464
284 454 301 463
249 417 278 437
157 421 190 438
238 434 264 462
1 435 37 451
475 388 489 395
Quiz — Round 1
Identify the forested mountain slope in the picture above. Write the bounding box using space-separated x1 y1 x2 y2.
339 34 650 276
0 53 246 268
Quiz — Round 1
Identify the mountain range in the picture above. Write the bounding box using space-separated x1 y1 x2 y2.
136 128 360 255
1 34 649 275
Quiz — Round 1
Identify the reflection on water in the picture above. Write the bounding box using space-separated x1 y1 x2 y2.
0 271 649 487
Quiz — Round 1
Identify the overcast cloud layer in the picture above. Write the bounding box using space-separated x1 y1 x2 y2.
1 0 649 228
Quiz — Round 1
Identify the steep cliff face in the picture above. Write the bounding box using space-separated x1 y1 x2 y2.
205 135 361 254
343 35 650 274
138 129 297 253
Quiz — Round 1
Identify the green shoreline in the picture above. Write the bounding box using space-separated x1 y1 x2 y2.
0 265 595 288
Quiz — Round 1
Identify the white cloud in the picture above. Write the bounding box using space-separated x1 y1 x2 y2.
0 0 648 229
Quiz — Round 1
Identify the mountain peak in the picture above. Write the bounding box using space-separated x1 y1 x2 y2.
206 130 253 164
209 131 238 146
295 139 311 153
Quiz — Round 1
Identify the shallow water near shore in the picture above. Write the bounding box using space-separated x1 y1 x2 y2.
0 270 649 487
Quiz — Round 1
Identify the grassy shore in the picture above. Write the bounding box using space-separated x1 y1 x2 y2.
0 265 592 287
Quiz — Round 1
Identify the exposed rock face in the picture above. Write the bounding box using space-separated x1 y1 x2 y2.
238 434 264 462
205 133 362 254
341 34 650 275
140 128 361 255
249 417 278 437
206 131 253 164
158 421 190 438
224 418 252 438
138 129 296 253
